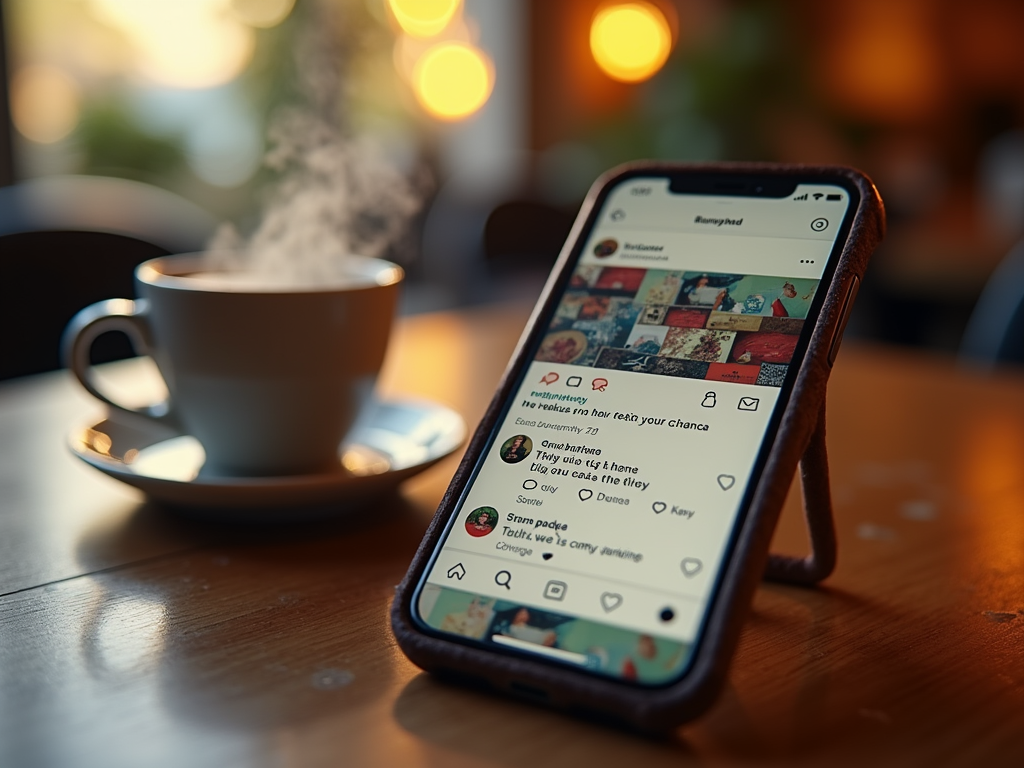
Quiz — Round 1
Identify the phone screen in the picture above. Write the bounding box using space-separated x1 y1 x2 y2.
412 175 855 686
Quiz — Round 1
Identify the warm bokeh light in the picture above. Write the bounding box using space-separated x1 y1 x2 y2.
11 65 81 143
90 0 255 88
86 429 113 456
392 15 473 82
822 0 942 123
230 0 295 28
412 42 493 121
388 0 461 38
590 2 672 83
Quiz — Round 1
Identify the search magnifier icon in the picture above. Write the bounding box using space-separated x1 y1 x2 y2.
495 570 512 590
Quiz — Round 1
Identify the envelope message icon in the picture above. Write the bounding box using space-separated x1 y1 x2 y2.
737 396 760 411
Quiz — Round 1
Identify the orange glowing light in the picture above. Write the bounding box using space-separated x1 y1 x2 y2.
388 0 461 38
590 2 672 83
11 65 81 144
822 0 942 123
412 42 493 121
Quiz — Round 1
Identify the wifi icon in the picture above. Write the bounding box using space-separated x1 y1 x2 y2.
812 193 824 200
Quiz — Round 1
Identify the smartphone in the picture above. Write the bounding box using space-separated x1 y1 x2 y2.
392 163 884 730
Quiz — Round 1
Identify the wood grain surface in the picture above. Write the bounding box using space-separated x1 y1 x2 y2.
1 305 1022 768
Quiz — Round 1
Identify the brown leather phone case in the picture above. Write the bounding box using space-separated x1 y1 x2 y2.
391 162 886 732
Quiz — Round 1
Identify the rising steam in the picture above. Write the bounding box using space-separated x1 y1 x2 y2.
208 1 425 282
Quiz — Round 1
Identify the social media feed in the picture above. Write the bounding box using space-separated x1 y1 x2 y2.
419 232 828 684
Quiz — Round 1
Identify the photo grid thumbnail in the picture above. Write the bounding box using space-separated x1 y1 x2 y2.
537 265 819 387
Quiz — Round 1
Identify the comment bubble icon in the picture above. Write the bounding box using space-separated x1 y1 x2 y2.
540 372 559 385
591 377 608 391
522 479 538 490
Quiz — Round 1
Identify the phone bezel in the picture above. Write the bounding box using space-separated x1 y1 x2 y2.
393 162 884 728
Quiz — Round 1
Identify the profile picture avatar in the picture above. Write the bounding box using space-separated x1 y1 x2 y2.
465 506 499 537
593 238 618 258
499 434 533 464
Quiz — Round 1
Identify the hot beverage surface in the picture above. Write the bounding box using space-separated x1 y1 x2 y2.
175 269 380 292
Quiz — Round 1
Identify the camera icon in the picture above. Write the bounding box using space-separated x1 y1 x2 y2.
543 580 567 601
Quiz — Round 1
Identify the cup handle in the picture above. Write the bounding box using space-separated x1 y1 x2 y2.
61 298 175 424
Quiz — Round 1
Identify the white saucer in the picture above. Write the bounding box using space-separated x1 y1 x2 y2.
69 399 465 515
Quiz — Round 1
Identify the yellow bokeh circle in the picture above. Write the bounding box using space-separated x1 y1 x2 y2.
388 0 461 38
413 42 493 121
590 2 672 83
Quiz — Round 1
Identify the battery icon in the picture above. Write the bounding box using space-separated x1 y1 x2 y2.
826 194 842 201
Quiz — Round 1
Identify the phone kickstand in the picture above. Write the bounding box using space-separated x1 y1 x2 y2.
764 399 837 587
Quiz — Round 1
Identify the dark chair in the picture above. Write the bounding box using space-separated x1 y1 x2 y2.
959 238 1024 368
418 165 576 309
0 176 216 380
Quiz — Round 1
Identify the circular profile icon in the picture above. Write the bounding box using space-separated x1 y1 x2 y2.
466 506 499 537
593 238 618 258
499 434 533 464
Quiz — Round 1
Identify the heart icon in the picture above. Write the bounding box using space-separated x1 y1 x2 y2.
652 501 667 514
681 557 703 577
716 474 735 490
578 488 593 501
542 553 553 561
600 592 623 612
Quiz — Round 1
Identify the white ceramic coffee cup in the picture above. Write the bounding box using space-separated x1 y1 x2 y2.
63 253 403 477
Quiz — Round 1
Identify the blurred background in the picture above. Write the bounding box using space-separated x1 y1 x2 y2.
2 0 1023 378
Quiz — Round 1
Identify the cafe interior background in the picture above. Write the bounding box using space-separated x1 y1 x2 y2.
2 0 1024 379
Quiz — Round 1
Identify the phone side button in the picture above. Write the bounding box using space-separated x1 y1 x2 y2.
828 275 860 367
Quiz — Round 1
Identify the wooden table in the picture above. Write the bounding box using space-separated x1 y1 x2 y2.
2 305 1023 767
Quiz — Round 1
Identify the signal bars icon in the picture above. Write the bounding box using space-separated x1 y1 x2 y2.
795 192 844 202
